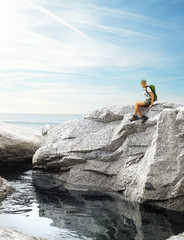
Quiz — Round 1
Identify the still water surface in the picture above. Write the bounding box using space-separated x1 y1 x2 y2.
0 169 91 240
0 168 184 240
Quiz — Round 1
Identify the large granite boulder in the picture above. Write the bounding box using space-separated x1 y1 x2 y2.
0 226 46 240
0 122 41 166
0 177 14 200
33 103 184 211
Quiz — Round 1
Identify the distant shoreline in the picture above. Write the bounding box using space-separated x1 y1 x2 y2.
0 113 82 131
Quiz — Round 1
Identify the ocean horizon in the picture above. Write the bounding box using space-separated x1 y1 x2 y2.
0 113 83 131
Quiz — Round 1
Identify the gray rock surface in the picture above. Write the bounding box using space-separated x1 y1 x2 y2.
0 226 47 240
167 232 184 240
33 103 184 211
0 177 14 200
0 122 41 166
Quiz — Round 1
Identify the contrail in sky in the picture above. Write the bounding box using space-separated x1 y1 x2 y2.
23 0 89 39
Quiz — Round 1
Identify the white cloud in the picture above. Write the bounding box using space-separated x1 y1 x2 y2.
22 0 89 39
0 83 140 113
0 0 166 75
158 76 184 82
84 23 158 40
45 1 181 33
0 0 182 113
0 20 163 76
82 4 182 32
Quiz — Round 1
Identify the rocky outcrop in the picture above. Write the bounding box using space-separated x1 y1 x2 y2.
0 177 14 200
0 122 41 166
33 103 184 211
0 226 47 240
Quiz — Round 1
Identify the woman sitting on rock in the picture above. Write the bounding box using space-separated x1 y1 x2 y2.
130 79 154 123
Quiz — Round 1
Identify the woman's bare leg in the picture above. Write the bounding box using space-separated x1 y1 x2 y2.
134 101 146 117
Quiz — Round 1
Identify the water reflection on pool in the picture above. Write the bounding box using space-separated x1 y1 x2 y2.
0 169 184 240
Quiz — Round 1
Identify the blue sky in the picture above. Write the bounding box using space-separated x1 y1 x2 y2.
0 0 183 113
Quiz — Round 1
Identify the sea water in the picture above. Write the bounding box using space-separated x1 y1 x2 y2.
0 114 184 240
0 113 82 131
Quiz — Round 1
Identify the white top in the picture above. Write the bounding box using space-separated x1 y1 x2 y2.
143 86 152 99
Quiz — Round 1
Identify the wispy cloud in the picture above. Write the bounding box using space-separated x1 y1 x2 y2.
84 4 184 33
0 81 140 113
0 24 93 73
23 0 89 39
82 22 158 40
51 1 183 34
0 0 167 75
0 0 183 113
0 18 163 76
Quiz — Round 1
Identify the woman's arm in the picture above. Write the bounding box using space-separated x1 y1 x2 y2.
149 92 154 108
